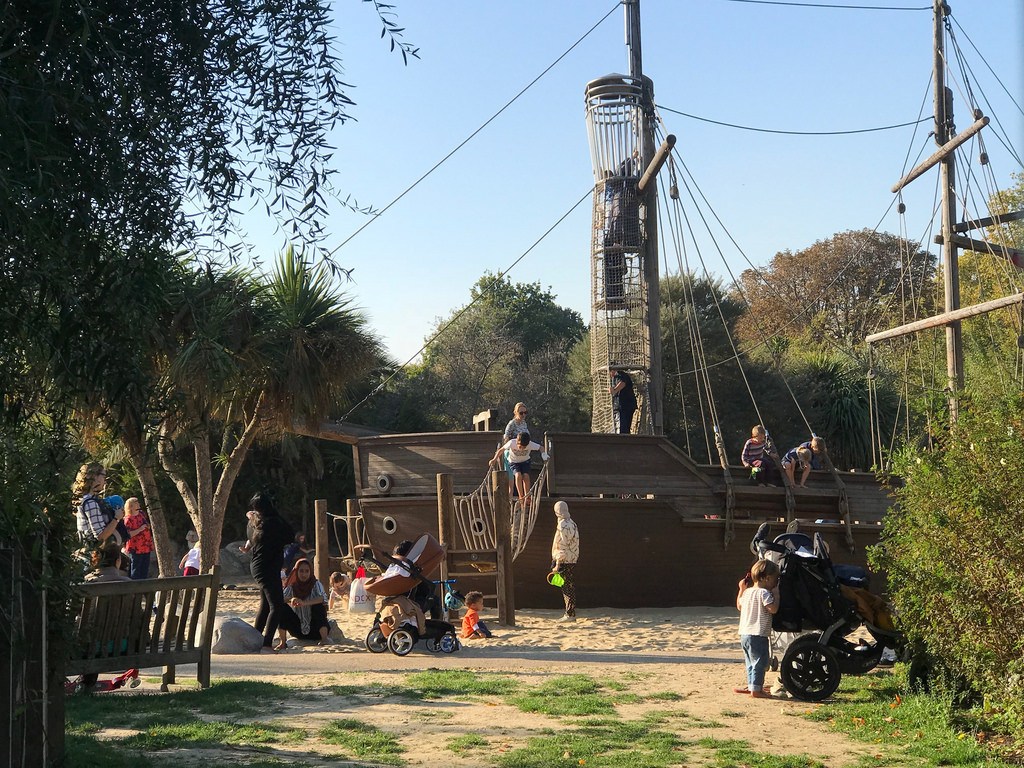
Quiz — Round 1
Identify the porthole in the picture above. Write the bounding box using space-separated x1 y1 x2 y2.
376 473 393 494
382 516 398 535
470 518 486 536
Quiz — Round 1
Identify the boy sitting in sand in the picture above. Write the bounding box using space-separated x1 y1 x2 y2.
735 559 780 698
460 591 493 639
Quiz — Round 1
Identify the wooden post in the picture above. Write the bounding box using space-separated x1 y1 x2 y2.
934 0 963 421
314 498 330 587
346 498 362 559
436 473 458 622
491 471 515 626
473 408 497 431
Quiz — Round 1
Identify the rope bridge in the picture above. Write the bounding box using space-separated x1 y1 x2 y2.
453 462 549 561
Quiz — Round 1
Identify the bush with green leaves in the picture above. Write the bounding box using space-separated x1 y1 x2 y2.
873 390 1024 722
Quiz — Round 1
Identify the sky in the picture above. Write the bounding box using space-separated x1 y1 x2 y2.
245 0 1024 365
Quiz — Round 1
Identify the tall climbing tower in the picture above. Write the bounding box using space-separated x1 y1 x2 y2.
584 0 662 435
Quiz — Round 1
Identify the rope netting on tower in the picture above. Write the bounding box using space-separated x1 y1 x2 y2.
585 74 655 435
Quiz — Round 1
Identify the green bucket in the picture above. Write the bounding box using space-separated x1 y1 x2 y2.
546 571 565 588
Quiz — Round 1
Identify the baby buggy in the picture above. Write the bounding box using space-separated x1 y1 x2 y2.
356 534 464 657
752 523 902 701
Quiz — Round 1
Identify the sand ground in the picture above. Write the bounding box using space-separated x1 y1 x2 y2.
105 589 882 767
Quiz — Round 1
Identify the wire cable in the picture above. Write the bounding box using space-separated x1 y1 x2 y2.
656 105 931 136
326 3 620 259
337 186 595 421
720 0 929 10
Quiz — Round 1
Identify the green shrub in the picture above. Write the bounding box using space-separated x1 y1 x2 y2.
874 390 1024 727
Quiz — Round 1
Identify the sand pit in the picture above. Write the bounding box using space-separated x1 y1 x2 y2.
125 588 877 766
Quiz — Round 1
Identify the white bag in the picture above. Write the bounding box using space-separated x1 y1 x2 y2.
348 577 376 613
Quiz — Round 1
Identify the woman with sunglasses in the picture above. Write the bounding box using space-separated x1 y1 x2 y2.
500 403 531 496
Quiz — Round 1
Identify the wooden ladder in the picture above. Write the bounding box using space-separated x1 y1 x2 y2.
436 472 515 626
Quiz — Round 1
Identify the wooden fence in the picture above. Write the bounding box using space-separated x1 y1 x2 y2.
1 544 63 767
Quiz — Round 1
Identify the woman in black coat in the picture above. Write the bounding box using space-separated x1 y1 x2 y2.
248 493 302 651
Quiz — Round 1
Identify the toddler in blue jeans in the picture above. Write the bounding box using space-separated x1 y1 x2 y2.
735 558 781 698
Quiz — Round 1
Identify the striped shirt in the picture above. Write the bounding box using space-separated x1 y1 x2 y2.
741 438 765 467
738 586 775 637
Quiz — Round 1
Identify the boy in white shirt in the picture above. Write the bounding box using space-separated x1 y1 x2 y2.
489 431 547 510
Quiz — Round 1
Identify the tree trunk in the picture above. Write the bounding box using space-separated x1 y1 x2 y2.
192 436 219 572
204 398 266 571
129 447 177 577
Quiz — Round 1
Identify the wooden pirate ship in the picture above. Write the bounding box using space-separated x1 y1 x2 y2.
308 0 1019 609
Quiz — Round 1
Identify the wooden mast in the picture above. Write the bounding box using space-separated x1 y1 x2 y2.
627 0 664 433
934 0 964 421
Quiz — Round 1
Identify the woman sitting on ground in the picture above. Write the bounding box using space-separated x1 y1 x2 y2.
277 558 334 647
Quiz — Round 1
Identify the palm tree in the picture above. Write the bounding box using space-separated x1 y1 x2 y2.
155 248 387 570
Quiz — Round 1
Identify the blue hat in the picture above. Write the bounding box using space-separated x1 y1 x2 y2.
105 494 125 510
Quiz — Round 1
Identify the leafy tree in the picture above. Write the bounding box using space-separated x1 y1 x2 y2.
874 389 1024 722
467 273 587 361
414 274 587 431
736 230 937 353
152 251 387 570
660 273 782 463
953 172 1024 398
0 0 412 753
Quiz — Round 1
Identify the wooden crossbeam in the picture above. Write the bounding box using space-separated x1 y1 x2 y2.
866 293 1024 344
954 209 1024 233
891 115 988 193
934 233 1024 268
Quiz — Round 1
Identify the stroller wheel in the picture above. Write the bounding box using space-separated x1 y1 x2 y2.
439 633 458 654
780 634 842 702
365 628 388 654
425 636 443 653
388 628 416 656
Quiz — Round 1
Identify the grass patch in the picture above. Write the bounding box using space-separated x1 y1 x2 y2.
119 721 306 750
618 671 654 682
599 677 629 691
447 733 489 753
698 738 826 767
806 670 1021 766
63 734 154 768
405 668 519 698
319 718 405 765
508 674 617 717
497 721 684 767
413 709 455 722
65 680 293 728
328 682 423 701
647 690 684 701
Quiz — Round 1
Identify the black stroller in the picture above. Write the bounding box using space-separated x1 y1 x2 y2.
752 524 902 701
355 534 463 657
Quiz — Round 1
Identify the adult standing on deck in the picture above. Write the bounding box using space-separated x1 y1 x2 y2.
500 402 531 496
248 492 302 652
609 366 637 435
551 501 580 623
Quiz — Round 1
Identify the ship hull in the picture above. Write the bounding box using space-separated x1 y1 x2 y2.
352 429 890 609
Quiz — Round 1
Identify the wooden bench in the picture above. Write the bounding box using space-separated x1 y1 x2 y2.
69 567 220 691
